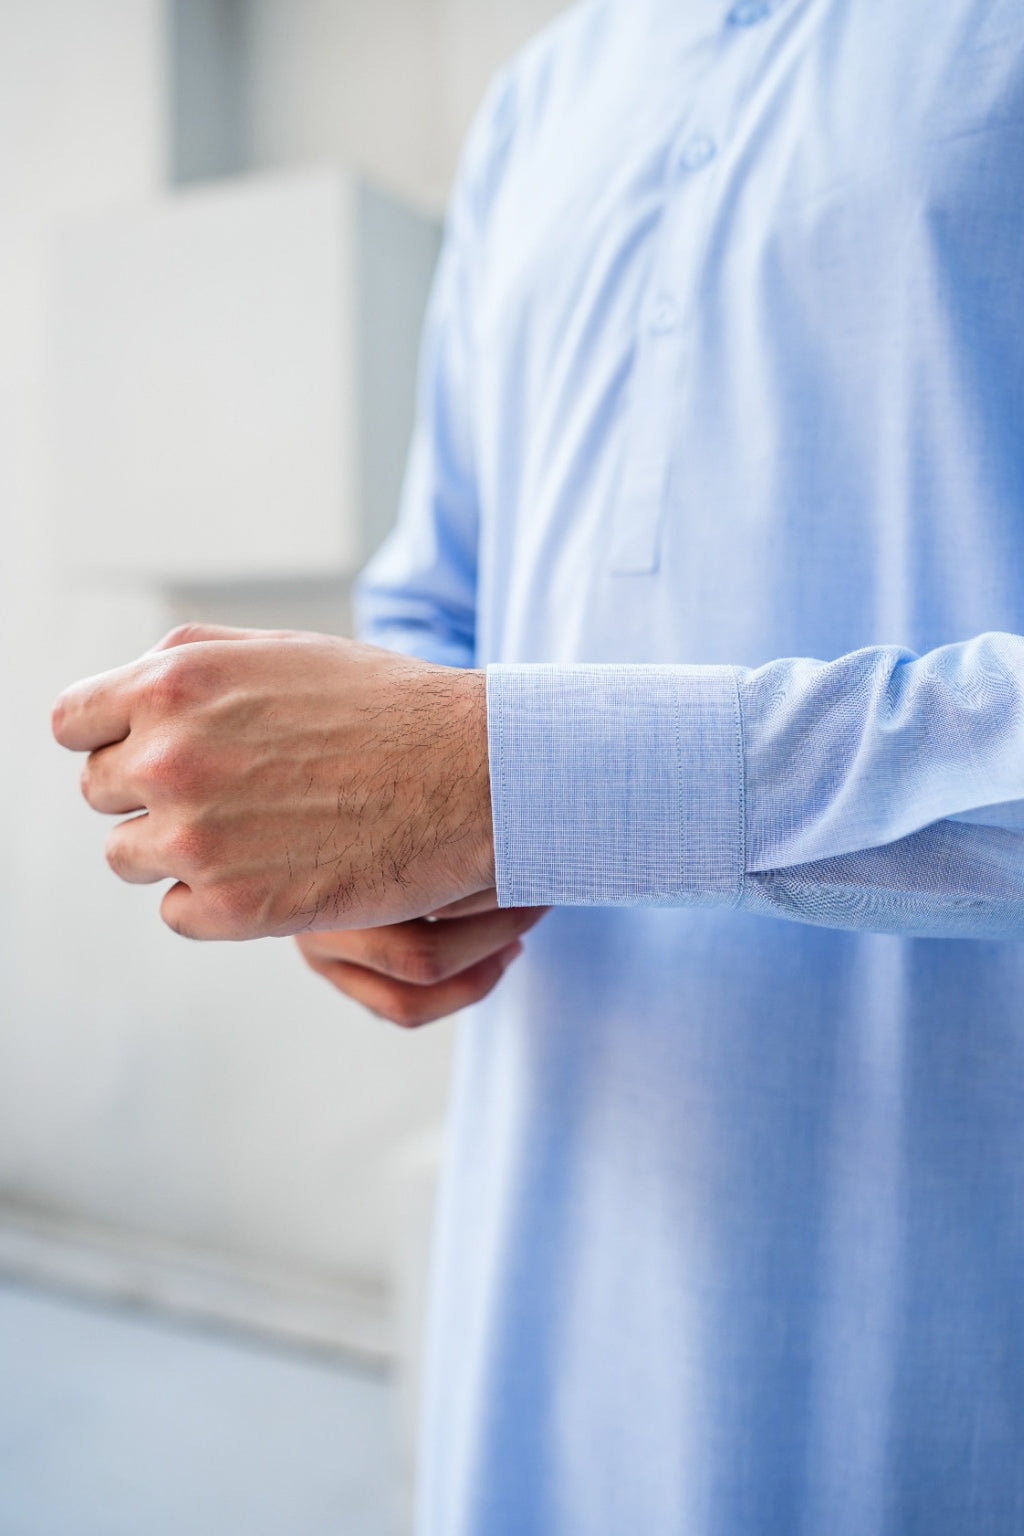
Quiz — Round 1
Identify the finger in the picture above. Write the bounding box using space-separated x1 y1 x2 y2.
105 813 172 885
160 881 203 938
52 658 144 752
147 622 294 653
296 905 547 985
305 941 524 1028
81 742 147 815
160 880 220 941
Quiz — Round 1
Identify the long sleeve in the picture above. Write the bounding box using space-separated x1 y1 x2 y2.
354 75 517 668
488 635 1024 938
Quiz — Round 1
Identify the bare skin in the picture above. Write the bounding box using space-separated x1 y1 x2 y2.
52 624 505 950
294 889 548 1028
54 623 548 1022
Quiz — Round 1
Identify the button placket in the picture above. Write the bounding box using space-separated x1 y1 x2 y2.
608 4 785 578
608 117 724 575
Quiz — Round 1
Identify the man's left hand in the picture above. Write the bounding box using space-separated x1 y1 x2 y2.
52 625 495 941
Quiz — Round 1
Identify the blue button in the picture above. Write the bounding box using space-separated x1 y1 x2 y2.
727 0 772 22
649 296 678 335
679 135 717 172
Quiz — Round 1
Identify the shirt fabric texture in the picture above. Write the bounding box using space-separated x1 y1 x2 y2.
357 1 1024 1531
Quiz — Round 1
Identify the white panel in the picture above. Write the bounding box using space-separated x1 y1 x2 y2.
244 0 443 202
51 170 357 583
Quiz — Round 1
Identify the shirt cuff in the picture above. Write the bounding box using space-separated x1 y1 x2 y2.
486 663 746 907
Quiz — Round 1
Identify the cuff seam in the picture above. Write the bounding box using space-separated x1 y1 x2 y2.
730 664 747 911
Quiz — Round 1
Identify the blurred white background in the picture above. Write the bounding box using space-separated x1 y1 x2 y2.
0 2 567 1530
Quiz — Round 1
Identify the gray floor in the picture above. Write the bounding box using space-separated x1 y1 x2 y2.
0 1278 401 1536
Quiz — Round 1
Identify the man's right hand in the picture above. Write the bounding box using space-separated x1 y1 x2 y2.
294 894 548 1028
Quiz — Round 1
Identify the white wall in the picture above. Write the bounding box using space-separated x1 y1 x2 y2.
245 0 444 201
0 0 569 1363
244 0 572 203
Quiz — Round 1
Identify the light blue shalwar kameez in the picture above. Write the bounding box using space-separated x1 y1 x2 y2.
357 2 1024 1529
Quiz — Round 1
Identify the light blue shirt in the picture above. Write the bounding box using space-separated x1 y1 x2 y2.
357 2 1024 1531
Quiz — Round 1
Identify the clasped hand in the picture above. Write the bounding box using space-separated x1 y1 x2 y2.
52 625 545 1024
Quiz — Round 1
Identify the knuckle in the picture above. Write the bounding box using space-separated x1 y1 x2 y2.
138 741 177 791
138 737 199 796
211 879 267 933
164 819 212 871
146 664 187 713
157 623 204 650
145 651 207 713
